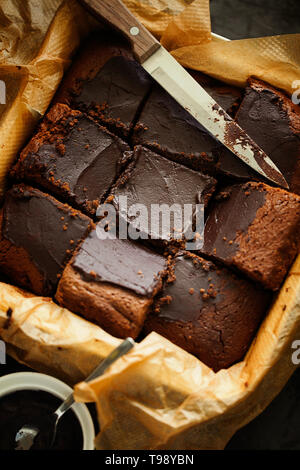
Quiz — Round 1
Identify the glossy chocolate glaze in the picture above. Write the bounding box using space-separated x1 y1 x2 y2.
154 255 223 323
75 56 153 131
201 182 300 290
12 105 130 216
1 185 92 294
72 228 166 297
112 146 216 242
145 253 270 370
133 84 219 173
201 183 266 258
216 78 300 188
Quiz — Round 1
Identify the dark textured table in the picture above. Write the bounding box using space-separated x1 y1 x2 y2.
211 0 300 39
1 0 300 450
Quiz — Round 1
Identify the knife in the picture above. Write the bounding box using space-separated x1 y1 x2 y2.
79 0 288 189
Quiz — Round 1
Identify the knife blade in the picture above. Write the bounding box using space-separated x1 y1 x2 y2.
79 0 288 189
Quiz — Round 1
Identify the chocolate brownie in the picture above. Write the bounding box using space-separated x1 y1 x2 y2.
11 103 130 216
0 184 93 296
201 182 300 290
215 78 300 188
111 146 216 246
132 83 219 173
56 228 167 339
55 32 153 138
144 252 270 371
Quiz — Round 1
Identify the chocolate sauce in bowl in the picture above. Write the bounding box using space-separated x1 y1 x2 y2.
0 390 83 450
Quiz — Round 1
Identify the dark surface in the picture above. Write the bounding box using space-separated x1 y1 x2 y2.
227 368 300 450
210 0 300 39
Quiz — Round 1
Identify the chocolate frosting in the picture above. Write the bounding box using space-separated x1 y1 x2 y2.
74 56 153 130
13 109 130 215
201 183 266 258
112 146 216 241
146 253 270 370
72 229 166 297
2 185 92 294
155 255 223 323
133 84 219 173
216 78 300 188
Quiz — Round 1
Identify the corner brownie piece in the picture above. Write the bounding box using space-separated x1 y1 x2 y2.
0 185 93 296
11 103 130 216
111 146 216 246
55 32 153 138
201 182 300 290
215 78 300 187
56 228 167 339
144 252 270 371
132 83 219 173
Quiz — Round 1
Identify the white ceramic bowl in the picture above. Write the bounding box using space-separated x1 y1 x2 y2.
0 372 95 450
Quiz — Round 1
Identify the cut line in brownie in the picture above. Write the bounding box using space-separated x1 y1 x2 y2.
56 228 168 339
215 78 300 189
144 252 271 371
110 146 216 248
132 83 219 174
200 182 300 290
55 32 153 139
11 103 131 217
0 184 93 296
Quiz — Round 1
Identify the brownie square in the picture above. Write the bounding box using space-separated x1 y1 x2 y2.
200 182 300 290
55 32 153 138
144 252 270 371
56 228 167 339
0 184 93 296
132 83 219 173
215 78 300 188
111 146 216 246
11 103 130 216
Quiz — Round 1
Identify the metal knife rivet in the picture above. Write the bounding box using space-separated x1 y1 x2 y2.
130 26 140 36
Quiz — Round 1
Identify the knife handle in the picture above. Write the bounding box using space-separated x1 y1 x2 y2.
79 0 161 63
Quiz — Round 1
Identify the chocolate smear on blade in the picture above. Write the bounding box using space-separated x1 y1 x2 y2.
223 116 288 189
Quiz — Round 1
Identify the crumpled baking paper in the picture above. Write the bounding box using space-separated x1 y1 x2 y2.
0 0 299 450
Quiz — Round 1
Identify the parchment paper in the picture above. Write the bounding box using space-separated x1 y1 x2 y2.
0 0 299 450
